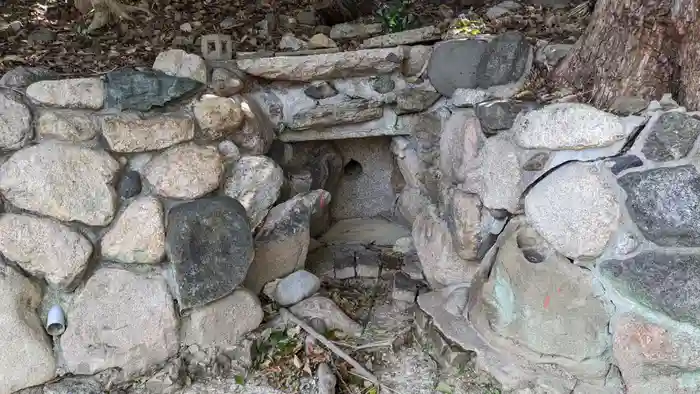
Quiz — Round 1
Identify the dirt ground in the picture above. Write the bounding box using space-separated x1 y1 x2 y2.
1 0 589 75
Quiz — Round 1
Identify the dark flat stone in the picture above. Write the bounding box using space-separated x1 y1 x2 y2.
166 196 253 310
618 165 700 246
117 170 142 199
105 68 202 111
475 99 537 133
601 251 700 325
642 112 700 162
521 152 550 171
427 39 488 97
476 31 531 88
605 155 643 175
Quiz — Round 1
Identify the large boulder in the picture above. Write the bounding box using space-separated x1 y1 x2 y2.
0 142 119 226
26 78 104 109
0 90 32 150
61 268 178 380
166 196 254 310
143 143 223 199
0 213 92 288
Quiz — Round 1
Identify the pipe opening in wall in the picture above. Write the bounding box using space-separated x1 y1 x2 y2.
343 159 363 180
516 229 547 264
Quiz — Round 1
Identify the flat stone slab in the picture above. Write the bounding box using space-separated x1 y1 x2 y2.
361 26 440 48
641 111 700 162
236 47 404 81
104 68 202 111
320 217 411 246
287 99 383 130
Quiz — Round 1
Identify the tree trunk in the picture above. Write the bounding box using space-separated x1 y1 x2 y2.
550 0 700 110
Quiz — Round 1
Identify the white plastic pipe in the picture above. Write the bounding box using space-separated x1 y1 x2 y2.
46 305 66 336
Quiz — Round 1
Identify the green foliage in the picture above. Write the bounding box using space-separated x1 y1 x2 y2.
376 0 415 33
452 17 486 36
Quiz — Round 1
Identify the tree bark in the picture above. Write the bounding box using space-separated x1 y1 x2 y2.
550 0 700 110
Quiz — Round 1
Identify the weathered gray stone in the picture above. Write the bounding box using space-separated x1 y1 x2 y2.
413 205 478 288
427 39 489 97
193 95 245 140
322 217 410 246
62 268 178 380
392 271 419 303
0 213 91 288
513 103 628 150
438 109 483 185
26 78 104 109
278 33 308 51
308 33 337 49
618 165 700 247
0 90 32 150
289 296 362 335
233 94 276 155
361 26 440 48
210 68 244 97
273 270 321 306
287 99 383 130
525 162 620 259
535 43 572 69
223 155 283 228
480 136 523 212
104 68 202 111
475 99 536 134
236 47 404 81
329 23 383 39
445 190 484 261
641 111 700 161
304 81 338 99
182 288 263 347
601 252 700 326
0 264 55 393
166 197 254 310
477 31 531 88
0 142 119 226
153 49 207 83
42 378 102 394
471 224 611 376
99 113 195 153
144 143 223 199
395 89 441 115
244 190 328 293
101 196 165 264
36 110 97 142
0 66 55 88
521 152 550 171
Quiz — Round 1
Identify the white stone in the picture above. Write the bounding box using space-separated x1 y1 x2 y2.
0 265 56 393
153 49 207 84
37 110 97 142
26 78 104 109
99 113 194 152
525 162 621 259
193 95 244 140
182 288 263 348
223 155 284 228
61 268 178 379
0 214 92 288
274 270 321 306
513 103 628 150
144 143 223 199
101 196 165 264
451 88 491 107
480 137 523 212
0 90 31 150
0 142 119 226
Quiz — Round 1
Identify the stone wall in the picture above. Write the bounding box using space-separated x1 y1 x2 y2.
0 23 683 394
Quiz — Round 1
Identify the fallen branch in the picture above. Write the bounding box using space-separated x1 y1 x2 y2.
279 308 381 387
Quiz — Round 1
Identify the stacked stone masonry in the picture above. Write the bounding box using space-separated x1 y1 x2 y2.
0 25 693 394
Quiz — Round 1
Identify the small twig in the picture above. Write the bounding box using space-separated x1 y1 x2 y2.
280 308 381 386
